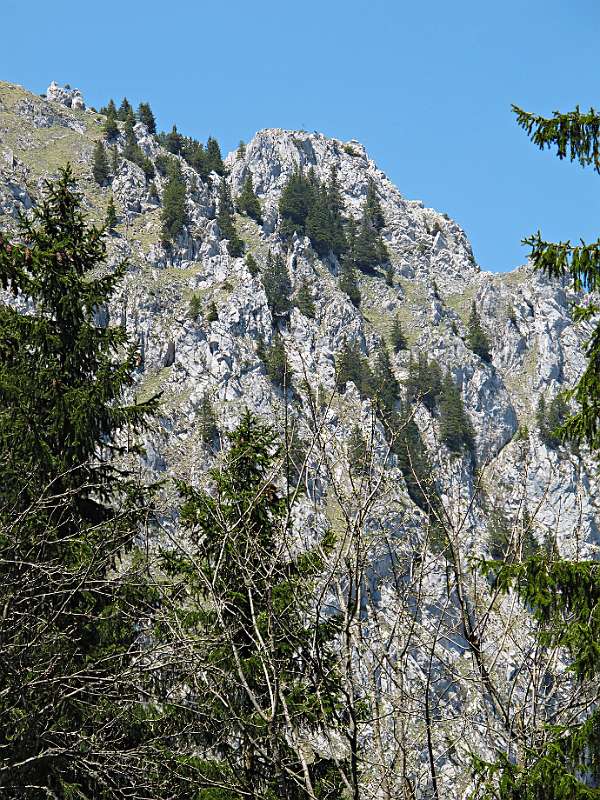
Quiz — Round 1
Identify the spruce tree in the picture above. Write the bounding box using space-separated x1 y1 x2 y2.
117 97 133 121
137 101 156 134
294 278 316 319
537 393 570 449
389 410 441 527
390 314 408 352
326 167 347 256
161 161 188 242
105 193 118 232
92 139 110 185
278 167 315 238
216 180 244 257
438 371 475 454
405 352 443 413
335 338 365 394
262 250 292 318
122 117 155 180
339 254 361 307
103 112 119 140
205 136 225 175
264 332 288 387
164 124 183 155
197 393 218 446
206 301 218 323
475 102 600 800
353 212 387 273
466 301 492 362
188 293 202 321
161 412 345 798
111 145 120 175
245 251 259 277
371 344 400 416
0 167 164 798
236 172 262 223
305 183 334 256
364 177 385 231
100 98 117 117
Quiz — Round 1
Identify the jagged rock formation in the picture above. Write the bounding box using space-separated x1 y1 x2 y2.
1 79 598 797
45 80 86 110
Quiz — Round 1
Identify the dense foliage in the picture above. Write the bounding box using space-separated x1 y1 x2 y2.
161 160 188 242
0 167 162 798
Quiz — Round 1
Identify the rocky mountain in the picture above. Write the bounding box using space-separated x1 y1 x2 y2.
1 79 597 797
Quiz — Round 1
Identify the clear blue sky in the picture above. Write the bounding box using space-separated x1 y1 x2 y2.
2 0 599 272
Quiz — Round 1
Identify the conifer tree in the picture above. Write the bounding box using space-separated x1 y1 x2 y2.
278 167 315 238
237 139 246 159
161 161 188 242
236 172 262 223
305 183 332 256
164 124 183 155
475 101 600 800
536 393 570 449
117 97 133 121
122 116 154 179
294 278 316 319
188 293 202 321
206 300 218 323
384 262 394 287
105 192 118 232
111 146 120 175
100 98 117 117
389 410 441 526
335 338 365 394
326 167 347 255
103 112 119 140
353 212 387 273
364 177 385 231
371 344 400 416
216 180 243 257
161 412 345 798
264 332 288 387
137 101 156 134
197 393 218 446
0 167 164 798
466 301 492 362
262 250 292 318
205 136 225 175
245 251 259 277
339 257 361 307
390 314 408 352
92 139 110 185
405 352 443 413
438 371 475 454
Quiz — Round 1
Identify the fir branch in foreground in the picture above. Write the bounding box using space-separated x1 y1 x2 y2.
513 104 600 172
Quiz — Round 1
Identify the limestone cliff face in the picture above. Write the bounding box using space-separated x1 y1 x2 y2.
1 80 598 795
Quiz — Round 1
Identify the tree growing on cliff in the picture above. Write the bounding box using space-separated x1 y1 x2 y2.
236 172 262 223
438 371 475 454
262 250 292 319
137 101 156 134
92 139 110 185
217 180 244 257
161 161 188 242
466 301 492 362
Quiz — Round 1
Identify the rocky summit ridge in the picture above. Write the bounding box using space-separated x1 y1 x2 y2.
0 79 598 796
